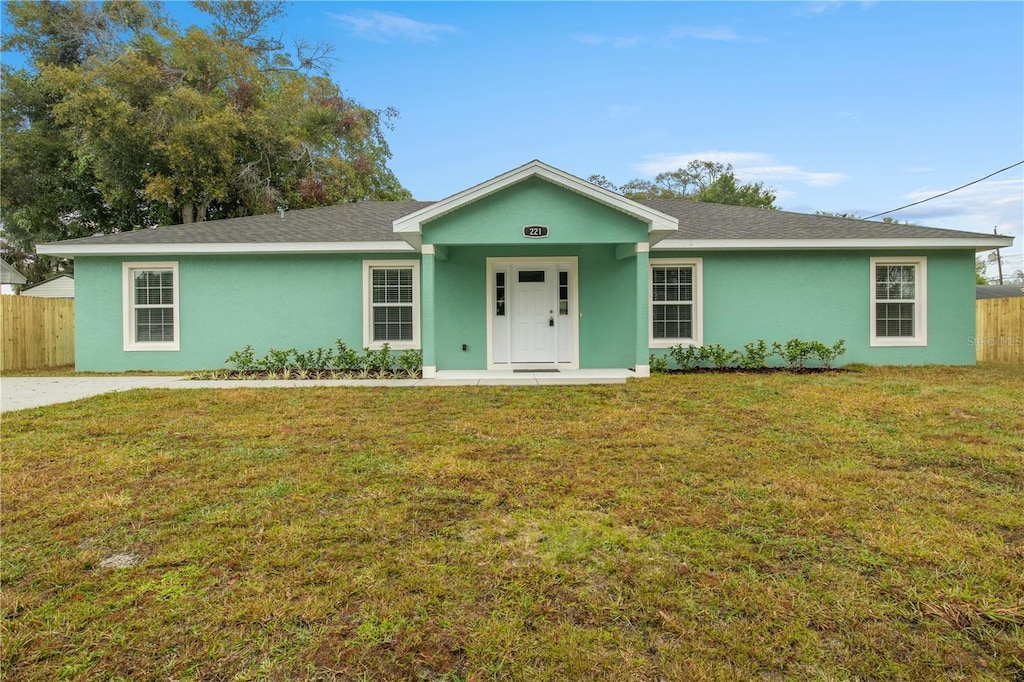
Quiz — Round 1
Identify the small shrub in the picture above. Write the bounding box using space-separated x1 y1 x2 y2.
225 345 257 372
772 338 815 370
811 339 846 369
703 344 740 369
649 353 669 374
334 340 361 371
258 347 296 373
739 340 770 370
668 344 703 371
294 347 333 371
397 348 424 378
377 344 395 374
362 345 395 375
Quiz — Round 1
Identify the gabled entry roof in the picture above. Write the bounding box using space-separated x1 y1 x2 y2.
391 160 680 249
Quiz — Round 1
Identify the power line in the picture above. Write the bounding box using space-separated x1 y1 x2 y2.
865 160 1024 220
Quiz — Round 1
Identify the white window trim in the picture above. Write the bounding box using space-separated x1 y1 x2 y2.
649 258 703 349
870 256 927 347
122 261 180 352
362 260 420 350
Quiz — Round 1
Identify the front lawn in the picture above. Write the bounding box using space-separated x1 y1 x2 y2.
2 366 1022 680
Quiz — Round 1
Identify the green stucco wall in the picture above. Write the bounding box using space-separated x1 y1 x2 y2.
73 253 417 371
74 248 978 372
650 249 977 366
423 177 648 245
431 245 638 370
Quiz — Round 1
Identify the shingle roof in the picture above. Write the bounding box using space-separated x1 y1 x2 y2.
39 196 1002 249
42 202 433 247
976 284 1024 299
638 199 997 241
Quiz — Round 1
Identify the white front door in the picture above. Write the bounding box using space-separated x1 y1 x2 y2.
511 265 557 363
488 257 577 369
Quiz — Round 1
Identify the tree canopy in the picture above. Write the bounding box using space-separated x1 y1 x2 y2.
588 160 777 209
1 0 411 281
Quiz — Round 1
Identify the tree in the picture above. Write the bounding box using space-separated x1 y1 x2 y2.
0 1 151 279
1 0 411 282
589 160 777 209
975 258 990 285
816 212 918 226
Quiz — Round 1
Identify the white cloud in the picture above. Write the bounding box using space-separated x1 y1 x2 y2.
571 33 641 48
793 3 875 18
330 11 458 43
892 178 1023 245
572 24 761 48
792 2 845 17
806 2 844 14
666 25 747 43
635 151 849 188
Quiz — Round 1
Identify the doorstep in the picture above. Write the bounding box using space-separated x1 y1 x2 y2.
425 369 635 385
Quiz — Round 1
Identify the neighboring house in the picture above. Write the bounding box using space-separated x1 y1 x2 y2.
19 273 75 298
976 284 1024 300
38 160 1014 374
1 260 27 295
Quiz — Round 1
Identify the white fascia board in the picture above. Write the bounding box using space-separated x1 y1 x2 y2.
653 237 1015 251
392 160 679 237
36 241 417 257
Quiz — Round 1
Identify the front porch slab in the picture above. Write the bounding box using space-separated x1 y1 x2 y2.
429 368 635 385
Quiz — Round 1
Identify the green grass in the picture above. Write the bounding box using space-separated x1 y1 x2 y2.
2 365 1022 680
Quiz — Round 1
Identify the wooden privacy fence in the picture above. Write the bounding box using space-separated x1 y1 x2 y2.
975 297 1024 364
1 295 75 371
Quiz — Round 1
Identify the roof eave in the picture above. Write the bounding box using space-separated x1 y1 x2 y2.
653 236 1015 251
36 241 417 257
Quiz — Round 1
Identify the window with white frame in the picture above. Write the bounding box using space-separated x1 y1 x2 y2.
363 261 419 349
650 258 702 347
870 257 927 346
122 262 180 351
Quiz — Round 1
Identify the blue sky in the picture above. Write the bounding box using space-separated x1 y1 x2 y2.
226 1 1024 271
7 1 1024 273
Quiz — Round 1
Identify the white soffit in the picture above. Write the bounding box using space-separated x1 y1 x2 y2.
35 241 417 257
653 237 1015 251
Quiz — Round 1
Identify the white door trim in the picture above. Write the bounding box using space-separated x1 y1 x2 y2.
486 256 579 370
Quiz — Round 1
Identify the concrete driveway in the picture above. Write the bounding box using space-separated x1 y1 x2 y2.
0 377 185 413
1 369 633 413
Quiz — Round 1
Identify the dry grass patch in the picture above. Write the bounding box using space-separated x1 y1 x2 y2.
2 365 1022 680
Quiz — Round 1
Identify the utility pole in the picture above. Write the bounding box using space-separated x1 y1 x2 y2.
994 227 1004 285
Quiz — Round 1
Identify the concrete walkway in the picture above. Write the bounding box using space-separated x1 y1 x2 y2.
1 369 633 412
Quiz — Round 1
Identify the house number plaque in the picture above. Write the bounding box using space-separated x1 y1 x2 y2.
523 225 549 239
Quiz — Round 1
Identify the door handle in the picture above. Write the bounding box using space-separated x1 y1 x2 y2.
549 316 554 327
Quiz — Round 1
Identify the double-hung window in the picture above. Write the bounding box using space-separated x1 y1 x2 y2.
122 262 180 351
870 257 927 346
363 261 420 349
649 258 703 347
